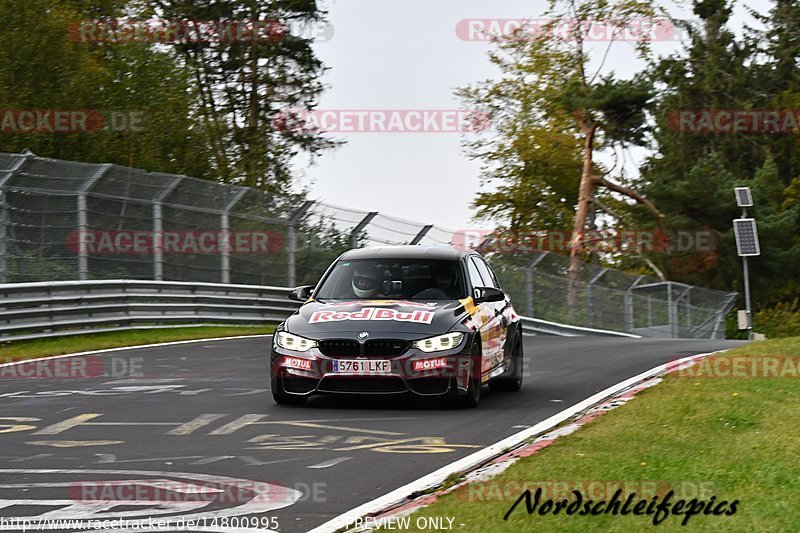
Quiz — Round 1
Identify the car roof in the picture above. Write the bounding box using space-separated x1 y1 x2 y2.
340 245 468 261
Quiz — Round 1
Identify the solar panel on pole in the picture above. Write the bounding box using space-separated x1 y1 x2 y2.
733 218 760 256
734 187 753 207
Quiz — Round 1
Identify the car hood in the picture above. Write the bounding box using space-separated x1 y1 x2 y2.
284 299 471 339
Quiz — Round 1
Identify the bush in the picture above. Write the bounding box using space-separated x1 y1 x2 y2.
754 300 800 338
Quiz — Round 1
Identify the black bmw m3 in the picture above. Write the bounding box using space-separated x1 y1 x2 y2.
270 245 523 407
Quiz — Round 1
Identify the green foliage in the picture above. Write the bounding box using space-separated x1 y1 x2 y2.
141 0 338 193
754 300 800 338
0 0 208 176
640 0 800 311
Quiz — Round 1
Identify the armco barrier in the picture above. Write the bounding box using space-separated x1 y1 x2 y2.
0 280 635 341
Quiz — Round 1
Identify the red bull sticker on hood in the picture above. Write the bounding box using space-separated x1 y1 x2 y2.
309 307 435 324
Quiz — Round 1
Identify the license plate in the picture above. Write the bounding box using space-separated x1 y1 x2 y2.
332 360 392 374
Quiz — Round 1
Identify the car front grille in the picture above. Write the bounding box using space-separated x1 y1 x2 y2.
364 340 408 357
318 340 360 357
318 339 408 358
318 377 407 394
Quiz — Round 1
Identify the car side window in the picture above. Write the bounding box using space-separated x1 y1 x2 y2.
477 257 501 289
467 257 485 290
473 257 497 288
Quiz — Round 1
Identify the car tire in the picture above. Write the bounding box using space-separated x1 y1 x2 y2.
272 377 308 405
457 343 482 408
489 337 523 392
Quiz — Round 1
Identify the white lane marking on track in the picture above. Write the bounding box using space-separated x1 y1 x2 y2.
307 457 352 469
0 468 294 532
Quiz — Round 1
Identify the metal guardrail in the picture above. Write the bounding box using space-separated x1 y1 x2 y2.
0 280 301 341
520 317 640 338
0 280 636 342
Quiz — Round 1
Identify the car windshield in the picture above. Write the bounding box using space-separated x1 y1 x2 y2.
314 258 466 301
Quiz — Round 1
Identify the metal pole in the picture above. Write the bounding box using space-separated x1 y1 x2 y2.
525 267 533 317
743 255 752 340
0 153 30 282
220 211 230 284
287 200 315 287
287 223 296 287
668 281 677 338
585 268 606 328
0 192 7 283
220 188 248 284
77 194 88 280
350 212 378 249
76 164 111 281
624 276 644 333
524 252 548 318
152 176 183 282
410 224 433 245
153 202 163 280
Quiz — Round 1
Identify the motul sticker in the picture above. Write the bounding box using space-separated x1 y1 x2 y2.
309 307 434 324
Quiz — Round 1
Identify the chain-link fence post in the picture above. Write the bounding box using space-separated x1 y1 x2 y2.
0 153 29 283
350 212 378 249
152 176 183 281
524 252 548 317
287 200 315 287
77 164 111 281
409 224 433 245
220 189 247 284
624 275 644 333
712 293 738 339
675 285 692 337
667 281 677 338
585 268 607 328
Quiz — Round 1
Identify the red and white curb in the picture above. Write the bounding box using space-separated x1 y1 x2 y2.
309 350 727 533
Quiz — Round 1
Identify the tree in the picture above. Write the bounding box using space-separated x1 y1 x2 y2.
641 0 800 310
0 0 208 176
459 0 665 305
142 0 338 193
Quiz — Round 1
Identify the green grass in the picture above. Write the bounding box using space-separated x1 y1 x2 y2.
0 325 275 363
397 338 800 532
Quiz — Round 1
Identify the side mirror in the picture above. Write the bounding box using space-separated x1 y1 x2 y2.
473 286 505 304
289 285 315 302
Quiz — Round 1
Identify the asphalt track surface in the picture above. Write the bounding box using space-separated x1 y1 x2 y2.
0 335 744 532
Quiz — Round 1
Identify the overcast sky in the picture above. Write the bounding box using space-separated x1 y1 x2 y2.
296 0 767 231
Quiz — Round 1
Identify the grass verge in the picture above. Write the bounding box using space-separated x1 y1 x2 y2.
395 338 800 532
0 325 275 363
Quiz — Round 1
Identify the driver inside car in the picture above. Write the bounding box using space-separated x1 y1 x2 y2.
414 265 459 299
351 264 381 298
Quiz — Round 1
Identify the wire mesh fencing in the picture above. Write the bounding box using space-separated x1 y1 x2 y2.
0 150 736 338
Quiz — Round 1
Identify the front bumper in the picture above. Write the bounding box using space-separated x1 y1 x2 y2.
271 337 474 397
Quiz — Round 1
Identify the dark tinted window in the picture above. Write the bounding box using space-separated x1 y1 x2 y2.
315 258 466 300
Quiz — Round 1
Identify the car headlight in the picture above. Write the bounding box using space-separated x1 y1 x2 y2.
412 332 464 353
275 331 318 352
